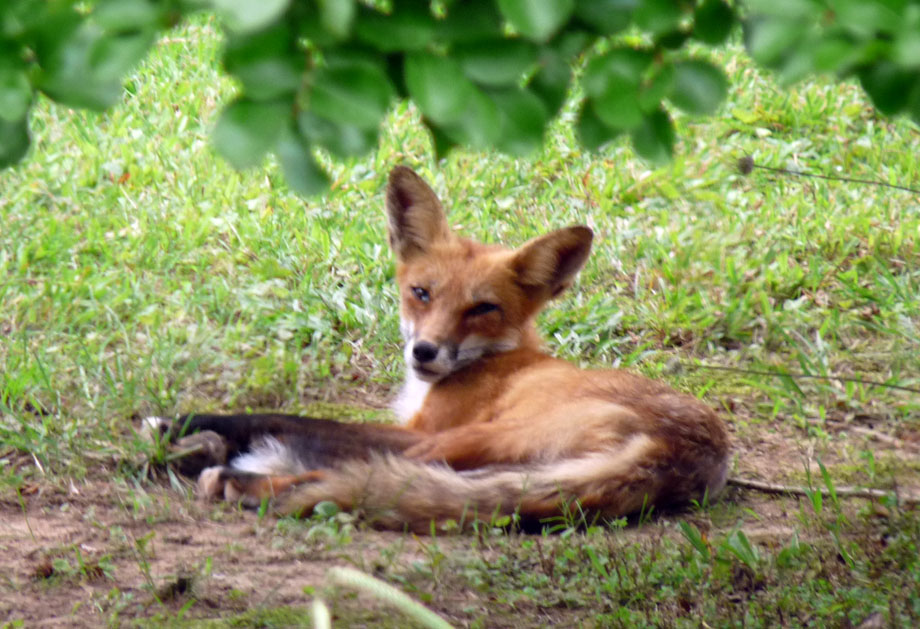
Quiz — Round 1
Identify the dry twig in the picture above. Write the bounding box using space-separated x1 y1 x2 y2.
728 477 920 506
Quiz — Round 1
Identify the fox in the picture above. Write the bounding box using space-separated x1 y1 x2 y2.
148 166 730 532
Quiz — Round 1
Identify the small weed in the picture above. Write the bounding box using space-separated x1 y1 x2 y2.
32 549 114 584
274 501 356 549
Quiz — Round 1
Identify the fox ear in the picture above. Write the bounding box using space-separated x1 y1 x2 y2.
386 166 451 261
512 226 593 299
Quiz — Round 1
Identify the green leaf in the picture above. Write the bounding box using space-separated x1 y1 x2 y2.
730 107 759 124
529 47 572 116
90 31 156 81
670 59 727 115
312 501 340 518
657 30 690 50
744 17 806 67
324 47 387 74
232 57 303 101
295 11 342 48
0 64 31 122
28 6 81 64
574 0 635 35
817 460 839 509
633 0 683 36
744 0 820 19
858 61 916 115
212 0 290 34
575 102 621 151
553 30 594 59
354 4 435 52
833 0 900 39
425 120 457 159
310 63 394 131
276 126 329 195
93 0 161 31
776 534 802 568
583 48 651 129
318 0 354 39
297 111 377 158
456 39 538 87
638 62 674 112
212 98 289 169
0 115 29 168
811 36 861 73
630 107 674 163
583 48 652 98
592 75 643 129
437 0 504 42
776 47 815 85
723 531 759 570
894 30 920 69
678 521 710 558
405 53 476 125
693 0 734 45
906 80 920 128
440 87 502 149
490 87 548 155
37 23 123 110
498 0 575 42
224 25 303 101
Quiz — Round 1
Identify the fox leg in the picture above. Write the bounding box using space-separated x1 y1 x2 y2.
145 413 422 475
144 413 424 507
402 424 507 469
403 421 579 470
198 466 328 508
144 416 233 476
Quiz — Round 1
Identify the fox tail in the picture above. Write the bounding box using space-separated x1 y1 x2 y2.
274 434 728 531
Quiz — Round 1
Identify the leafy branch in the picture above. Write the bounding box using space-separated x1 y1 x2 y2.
2 1 919 194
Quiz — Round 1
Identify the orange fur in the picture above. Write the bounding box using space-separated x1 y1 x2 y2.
187 167 730 531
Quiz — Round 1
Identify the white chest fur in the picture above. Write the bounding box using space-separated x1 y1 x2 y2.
392 370 431 424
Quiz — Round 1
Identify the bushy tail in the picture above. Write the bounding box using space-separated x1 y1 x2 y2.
280 434 728 531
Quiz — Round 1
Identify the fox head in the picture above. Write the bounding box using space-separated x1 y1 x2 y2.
385 166 593 383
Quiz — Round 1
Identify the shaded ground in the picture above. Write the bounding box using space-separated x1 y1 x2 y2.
2 413 918 627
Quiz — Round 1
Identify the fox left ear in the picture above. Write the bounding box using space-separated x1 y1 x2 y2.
386 166 452 261
512 226 593 299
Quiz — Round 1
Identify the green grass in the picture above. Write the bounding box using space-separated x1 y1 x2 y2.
1 16 919 628
390 511 920 627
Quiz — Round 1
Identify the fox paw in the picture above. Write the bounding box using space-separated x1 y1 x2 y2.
197 466 266 508
198 466 229 499
198 466 248 504
141 416 171 442
142 416 228 476
172 430 228 472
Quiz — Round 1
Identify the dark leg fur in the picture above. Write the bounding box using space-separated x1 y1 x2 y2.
161 413 422 477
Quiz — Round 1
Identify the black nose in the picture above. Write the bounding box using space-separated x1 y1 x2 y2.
412 341 439 363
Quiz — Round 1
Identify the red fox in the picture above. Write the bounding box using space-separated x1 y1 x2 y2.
149 166 730 531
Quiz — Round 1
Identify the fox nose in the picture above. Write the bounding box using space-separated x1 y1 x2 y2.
412 341 439 363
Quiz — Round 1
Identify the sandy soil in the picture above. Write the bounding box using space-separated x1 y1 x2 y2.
2 417 917 627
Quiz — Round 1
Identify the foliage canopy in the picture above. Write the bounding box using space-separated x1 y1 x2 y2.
2 0 920 193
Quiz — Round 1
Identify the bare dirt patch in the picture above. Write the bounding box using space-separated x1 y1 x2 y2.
2 419 917 627
2 479 395 625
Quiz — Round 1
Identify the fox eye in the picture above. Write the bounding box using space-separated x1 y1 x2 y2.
466 302 500 317
411 286 430 303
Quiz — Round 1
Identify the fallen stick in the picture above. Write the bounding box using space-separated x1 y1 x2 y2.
727 477 920 506
847 425 918 451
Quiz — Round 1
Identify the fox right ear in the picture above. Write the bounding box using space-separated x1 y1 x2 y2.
512 226 593 300
386 166 451 261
